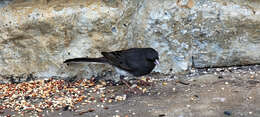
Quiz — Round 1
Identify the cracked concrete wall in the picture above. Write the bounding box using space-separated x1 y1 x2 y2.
0 0 260 80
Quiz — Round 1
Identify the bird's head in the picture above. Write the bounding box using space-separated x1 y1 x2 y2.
145 48 159 65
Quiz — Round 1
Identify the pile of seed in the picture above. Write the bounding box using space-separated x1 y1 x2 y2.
0 78 132 115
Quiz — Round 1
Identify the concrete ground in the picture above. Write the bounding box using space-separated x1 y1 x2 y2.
1 65 260 117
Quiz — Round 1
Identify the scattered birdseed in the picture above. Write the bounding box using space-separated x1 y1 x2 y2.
0 78 153 115
162 82 167 86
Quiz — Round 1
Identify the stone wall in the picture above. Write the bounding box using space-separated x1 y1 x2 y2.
0 0 260 79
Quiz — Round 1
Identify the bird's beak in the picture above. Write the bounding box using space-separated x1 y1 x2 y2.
154 59 160 65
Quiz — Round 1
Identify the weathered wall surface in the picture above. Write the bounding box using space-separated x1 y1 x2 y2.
0 0 260 79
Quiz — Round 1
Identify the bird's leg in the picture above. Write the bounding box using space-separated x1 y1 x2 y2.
119 76 143 93
139 77 153 86
129 77 152 86
119 75 132 88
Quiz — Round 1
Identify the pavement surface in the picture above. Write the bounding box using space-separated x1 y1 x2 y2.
1 65 260 117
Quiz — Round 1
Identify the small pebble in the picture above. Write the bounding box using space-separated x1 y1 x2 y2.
162 82 167 86
88 108 95 112
159 114 166 117
172 88 176 92
193 95 199 98
224 111 231 116
63 105 69 111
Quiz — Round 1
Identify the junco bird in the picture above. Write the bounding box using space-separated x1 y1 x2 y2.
64 48 159 77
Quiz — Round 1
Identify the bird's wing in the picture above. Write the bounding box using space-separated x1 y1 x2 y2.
101 51 133 71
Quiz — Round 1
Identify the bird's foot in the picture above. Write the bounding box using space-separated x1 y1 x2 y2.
120 78 132 88
118 76 142 94
121 84 142 94
129 77 153 86
138 77 153 86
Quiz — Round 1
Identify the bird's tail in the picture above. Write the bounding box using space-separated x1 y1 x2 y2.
64 57 107 63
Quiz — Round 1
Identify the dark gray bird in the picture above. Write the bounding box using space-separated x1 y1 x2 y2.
64 48 159 77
